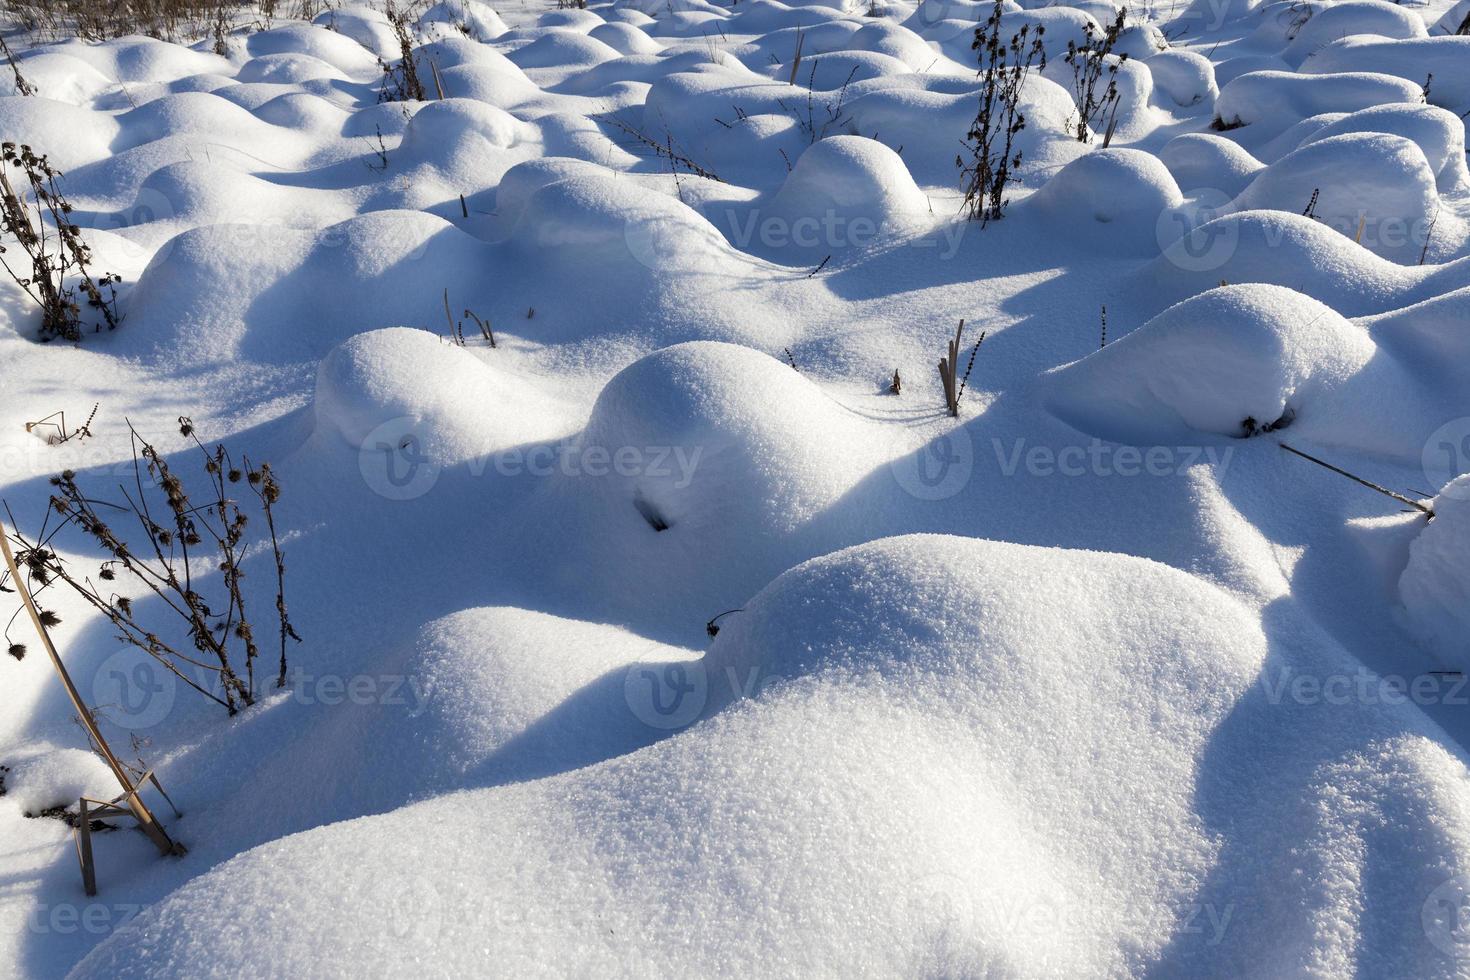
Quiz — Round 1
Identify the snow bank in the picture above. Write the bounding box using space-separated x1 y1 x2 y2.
1280 1 1426 67
1045 284 1374 443
1213 70 1424 132
313 327 564 464
1132 210 1470 319
1144 49 1218 108
573 341 876 536
1159 133 1262 194
1303 36 1470 111
1292 103 1470 192
70 534 1470 978
1229 132 1455 262
1022 148 1183 251
1365 287 1470 384
767 134 929 225
1399 476 1470 666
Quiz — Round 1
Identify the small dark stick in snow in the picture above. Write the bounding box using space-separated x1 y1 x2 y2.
706 608 744 638
1421 208 1440 265
956 331 985 408
1278 443 1434 519
808 255 830 277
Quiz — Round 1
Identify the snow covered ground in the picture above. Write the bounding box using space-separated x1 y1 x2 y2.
1 0 1469 974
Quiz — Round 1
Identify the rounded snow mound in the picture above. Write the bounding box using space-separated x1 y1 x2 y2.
1231 133 1454 262
1144 49 1217 108
68 535 1272 978
769 135 928 221
0 98 117 170
314 327 562 464
506 30 622 68
1281 0 1426 67
236 51 351 84
577 341 874 534
701 533 1265 719
1213 70 1423 133
1132 210 1448 320
1159 132 1263 194
418 0 507 40
272 607 699 816
845 21 941 68
2 51 114 103
244 23 380 75
789 50 913 86
587 21 662 54
1302 37 1470 113
1294 104 1469 192
399 98 530 159
1399 475 1470 666
1045 284 1374 443
1023 149 1182 251
77 533 1470 977
493 156 615 229
511 173 733 271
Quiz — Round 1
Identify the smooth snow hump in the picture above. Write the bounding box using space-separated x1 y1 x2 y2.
70 534 1470 978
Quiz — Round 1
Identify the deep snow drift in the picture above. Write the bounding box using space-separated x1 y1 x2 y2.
1 0 1469 976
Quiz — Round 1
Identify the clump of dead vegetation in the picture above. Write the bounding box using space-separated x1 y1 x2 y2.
2 418 301 713
1064 8 1129 145
6 0 324 43
0 142 120 342
958 0 1045 224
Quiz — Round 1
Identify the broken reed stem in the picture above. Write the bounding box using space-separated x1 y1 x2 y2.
787 28 805 85
0 517 180 861
1278 442 1434 518
938 318 965 416
463 309 494 347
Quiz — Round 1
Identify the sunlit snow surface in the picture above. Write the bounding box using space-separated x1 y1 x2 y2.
1 0 1470 974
